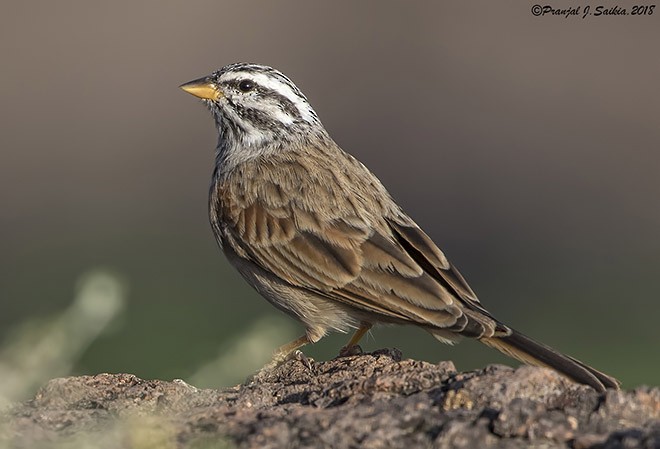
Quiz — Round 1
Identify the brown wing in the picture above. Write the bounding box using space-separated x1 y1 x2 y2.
222 197 503 335
386 217 510 335
214 148 505 337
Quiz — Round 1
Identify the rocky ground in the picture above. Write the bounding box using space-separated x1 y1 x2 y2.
1 349 658 448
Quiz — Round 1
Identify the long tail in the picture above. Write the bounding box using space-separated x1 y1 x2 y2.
480 328 620 393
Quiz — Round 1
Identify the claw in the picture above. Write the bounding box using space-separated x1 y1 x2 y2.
244 334 312 384
292 349 314 371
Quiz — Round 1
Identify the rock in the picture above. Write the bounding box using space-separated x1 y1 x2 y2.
1 349 658 448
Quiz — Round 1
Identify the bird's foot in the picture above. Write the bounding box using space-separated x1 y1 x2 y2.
291 349 314 371
246 347 314 384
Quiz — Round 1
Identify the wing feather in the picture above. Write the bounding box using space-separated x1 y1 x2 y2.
387 218 480 303
214 149 502 336
224 198 470 328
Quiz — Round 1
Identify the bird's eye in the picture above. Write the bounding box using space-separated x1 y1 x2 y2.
238 80 255 92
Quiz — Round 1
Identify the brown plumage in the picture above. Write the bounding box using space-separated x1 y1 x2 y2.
181 63 620 392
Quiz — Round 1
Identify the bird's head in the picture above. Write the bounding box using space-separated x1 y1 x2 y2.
181 63 325 153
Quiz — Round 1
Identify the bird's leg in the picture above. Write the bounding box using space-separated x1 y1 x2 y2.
249 334 312 382
271 334 312 366
339 323 372 356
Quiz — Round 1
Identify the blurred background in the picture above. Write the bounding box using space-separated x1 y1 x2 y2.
1 1 658 400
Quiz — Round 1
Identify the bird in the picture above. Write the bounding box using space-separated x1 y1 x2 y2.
180 62 620 392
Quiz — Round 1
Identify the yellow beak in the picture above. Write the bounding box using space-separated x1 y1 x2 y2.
179 77 223 100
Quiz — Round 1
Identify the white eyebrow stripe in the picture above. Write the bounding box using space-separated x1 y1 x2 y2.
220 71 318 124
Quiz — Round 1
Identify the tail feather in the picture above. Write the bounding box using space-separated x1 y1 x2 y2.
480 329 620 393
